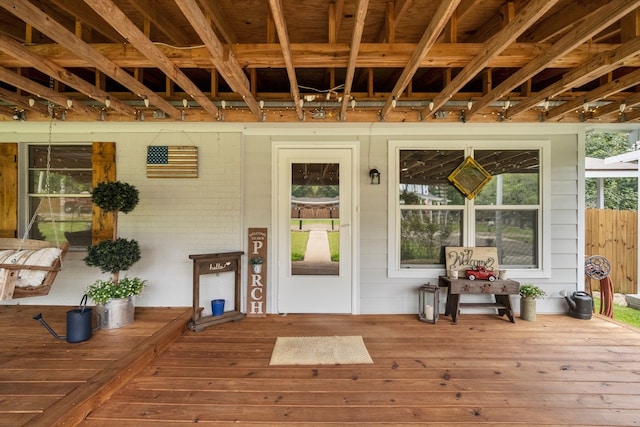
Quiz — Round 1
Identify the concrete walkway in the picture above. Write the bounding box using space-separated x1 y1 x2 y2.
304 230 332 262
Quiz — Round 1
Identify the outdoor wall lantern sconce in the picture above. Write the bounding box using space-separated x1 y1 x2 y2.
369 168 381 185
418 283 439 324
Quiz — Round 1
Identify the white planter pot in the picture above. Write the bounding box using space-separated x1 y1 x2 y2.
520 297 537 321
252 264 263 274
96 296 136 329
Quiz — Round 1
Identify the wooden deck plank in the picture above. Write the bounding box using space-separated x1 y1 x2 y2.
82 404 640 425
93 388 640 409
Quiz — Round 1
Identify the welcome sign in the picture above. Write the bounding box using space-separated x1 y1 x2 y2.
445 246 499 272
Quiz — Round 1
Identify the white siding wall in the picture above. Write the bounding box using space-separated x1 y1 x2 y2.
1 122 587 315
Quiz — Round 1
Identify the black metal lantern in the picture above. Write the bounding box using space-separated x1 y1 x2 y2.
369 168 381 185
418 283 440 323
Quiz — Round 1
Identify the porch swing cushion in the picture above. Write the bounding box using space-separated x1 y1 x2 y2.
0 247 62 287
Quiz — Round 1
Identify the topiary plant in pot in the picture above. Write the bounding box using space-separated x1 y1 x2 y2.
84 181 145 329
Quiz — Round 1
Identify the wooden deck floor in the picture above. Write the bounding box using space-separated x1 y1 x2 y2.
0 304 191 426
2 307 640 426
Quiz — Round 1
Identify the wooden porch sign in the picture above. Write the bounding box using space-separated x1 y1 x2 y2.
445 246 499 272
247 228 267 317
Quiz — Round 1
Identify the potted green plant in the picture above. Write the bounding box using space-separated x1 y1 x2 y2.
519 284 545 321
84 181 145 329
249 256 264 274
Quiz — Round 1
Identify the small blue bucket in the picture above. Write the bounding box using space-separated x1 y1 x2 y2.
212 299 225 316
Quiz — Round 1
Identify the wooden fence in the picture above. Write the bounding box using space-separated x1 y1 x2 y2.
585 209 638 294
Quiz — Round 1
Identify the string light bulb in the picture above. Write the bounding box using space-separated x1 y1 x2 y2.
544 98 549 110
351 99 356 109
28 98 35 107
428 100 434 111
259 99 264 109
143 96 150 108
583 99 589 112
104 96 111 108
183 98 188 108
467 99 473 110
391 96 397 108
221 100 226 109
620 101 626 113
66 99 73 109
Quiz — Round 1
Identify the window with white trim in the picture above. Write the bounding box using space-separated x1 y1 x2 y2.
27 144 93 247
388 141 549 278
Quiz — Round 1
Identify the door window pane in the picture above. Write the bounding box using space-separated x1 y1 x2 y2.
290 163 339 275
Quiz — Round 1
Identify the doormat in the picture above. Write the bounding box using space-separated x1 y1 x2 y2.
269 335 373 365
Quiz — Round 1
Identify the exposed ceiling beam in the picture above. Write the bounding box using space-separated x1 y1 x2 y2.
268 0 303 121
83 0 220 119
466 0 640 121
472 0 515 43
376 0 412 43
0 0 180 118
0 65 94 116
507 36 640 118
379 0 460 120
175 0 261 120
422 0 558 121
520 0 611 43
591 92 640 121
0 86 51 116
545 68 640 121
0 105 17 119
123 0 193 46
0 32 135 116
49 0 125 43
197 0 238 44
0 42 634 70
339 0 368 121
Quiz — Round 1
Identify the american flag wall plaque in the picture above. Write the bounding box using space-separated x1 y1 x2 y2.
147 146 198 178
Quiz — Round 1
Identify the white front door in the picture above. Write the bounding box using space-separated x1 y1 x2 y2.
275 145 356 313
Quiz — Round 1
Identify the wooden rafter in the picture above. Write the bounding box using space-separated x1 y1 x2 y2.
376 0 412 43
0 65 94 116
49 0 125 43
175 0 261 120
122 0 193 46
422 0 558 121
339 0 368 121
507 36 640 118
0 0 180 118
379 0 460 120
197 0 238 44
520 0 611 43
83 0 220 119
268 0 303 120
466 0 640 121
591 92 640 121
0 86 51 116
545 68 640 121
0 32 135 116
